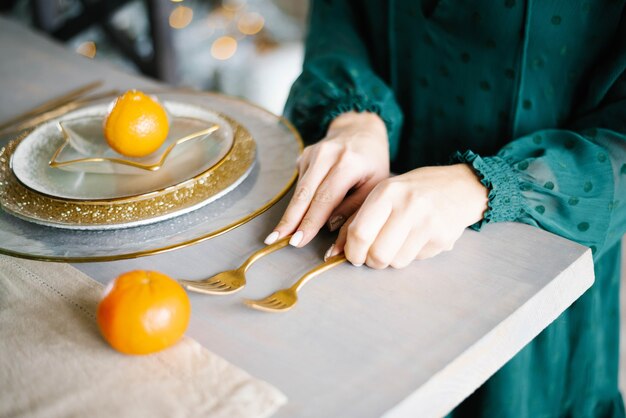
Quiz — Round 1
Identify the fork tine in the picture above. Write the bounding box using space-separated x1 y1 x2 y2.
200 287 241 295
244 295 293 312
206 282 237 292
204 277 228 286
178 279 198 288
244 300 283 313
259 300 280 308
179 279 221 290
180 280 244 295
179 276 230 289
259 295 280 304
243 298 270 308
255 302 294 312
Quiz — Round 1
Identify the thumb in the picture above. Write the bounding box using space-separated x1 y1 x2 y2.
327 180 376 232
324 213 355 261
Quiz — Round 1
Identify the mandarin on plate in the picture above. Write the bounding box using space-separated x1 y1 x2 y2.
103 90 169 157
97 270 190 355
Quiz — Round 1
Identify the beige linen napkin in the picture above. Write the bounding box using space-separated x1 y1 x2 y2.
0 255 286 418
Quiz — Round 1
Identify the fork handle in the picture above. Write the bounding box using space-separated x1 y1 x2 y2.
0 88 120 136
291 255 347 292
0 81 102 133
240 235 292 272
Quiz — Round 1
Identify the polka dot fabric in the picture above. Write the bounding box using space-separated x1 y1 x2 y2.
284 1 626 417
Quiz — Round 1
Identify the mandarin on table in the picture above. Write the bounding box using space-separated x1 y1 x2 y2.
103 90 169 157
97 270 190 355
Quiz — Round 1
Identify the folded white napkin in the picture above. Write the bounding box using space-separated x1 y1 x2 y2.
0 255 286 418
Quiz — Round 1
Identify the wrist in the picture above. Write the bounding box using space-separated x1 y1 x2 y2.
454 164 489 226
328 111 387 137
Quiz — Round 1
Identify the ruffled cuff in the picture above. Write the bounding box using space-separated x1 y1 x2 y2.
451 151 526 230
321 94 393 137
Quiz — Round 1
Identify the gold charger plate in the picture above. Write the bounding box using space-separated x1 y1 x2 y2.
0 116 256 229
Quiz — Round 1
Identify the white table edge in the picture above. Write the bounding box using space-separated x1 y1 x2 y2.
383 249 595 418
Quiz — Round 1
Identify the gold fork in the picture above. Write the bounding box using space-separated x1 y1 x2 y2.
0 89 120 136
244 254 347 312
0 81 102 134
179 235 292 295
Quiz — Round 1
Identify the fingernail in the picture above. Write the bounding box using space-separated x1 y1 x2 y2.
324 244 335 261
264 231 279 245
328 215 345 232
289 231 304 247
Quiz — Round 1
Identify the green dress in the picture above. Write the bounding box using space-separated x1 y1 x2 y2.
284 1 626 416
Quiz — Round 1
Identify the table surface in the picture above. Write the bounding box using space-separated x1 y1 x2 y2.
0 17 595 418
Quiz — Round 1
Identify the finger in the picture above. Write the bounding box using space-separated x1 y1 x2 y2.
415 242 445 260
389 228 430 269
325 213 355 260
343 193 392 266
297 150 311 181
365 209 411 269
293 165 360 247
266 149 312 245
415 239 456 261
266 152 337 244
327 178 378 232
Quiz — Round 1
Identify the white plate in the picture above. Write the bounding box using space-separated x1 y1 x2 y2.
10 100 234 201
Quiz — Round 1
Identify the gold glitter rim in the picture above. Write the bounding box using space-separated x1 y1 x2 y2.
0 119 255 226
0 90 303 262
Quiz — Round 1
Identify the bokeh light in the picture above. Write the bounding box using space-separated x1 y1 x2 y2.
169 5 193 29
206 6 236 33
237 11 265 35
76 41 97 58
211 36 238 60
222 0 246 12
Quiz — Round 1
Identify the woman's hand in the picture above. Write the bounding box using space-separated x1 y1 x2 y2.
326 164 489 269
265 111 390 247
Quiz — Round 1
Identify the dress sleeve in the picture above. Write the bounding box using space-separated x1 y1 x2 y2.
283 0 404 158
452 45 626 256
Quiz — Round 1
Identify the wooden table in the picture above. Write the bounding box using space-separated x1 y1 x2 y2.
0 17 594 418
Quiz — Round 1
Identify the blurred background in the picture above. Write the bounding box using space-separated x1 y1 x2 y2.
0 0 309 114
